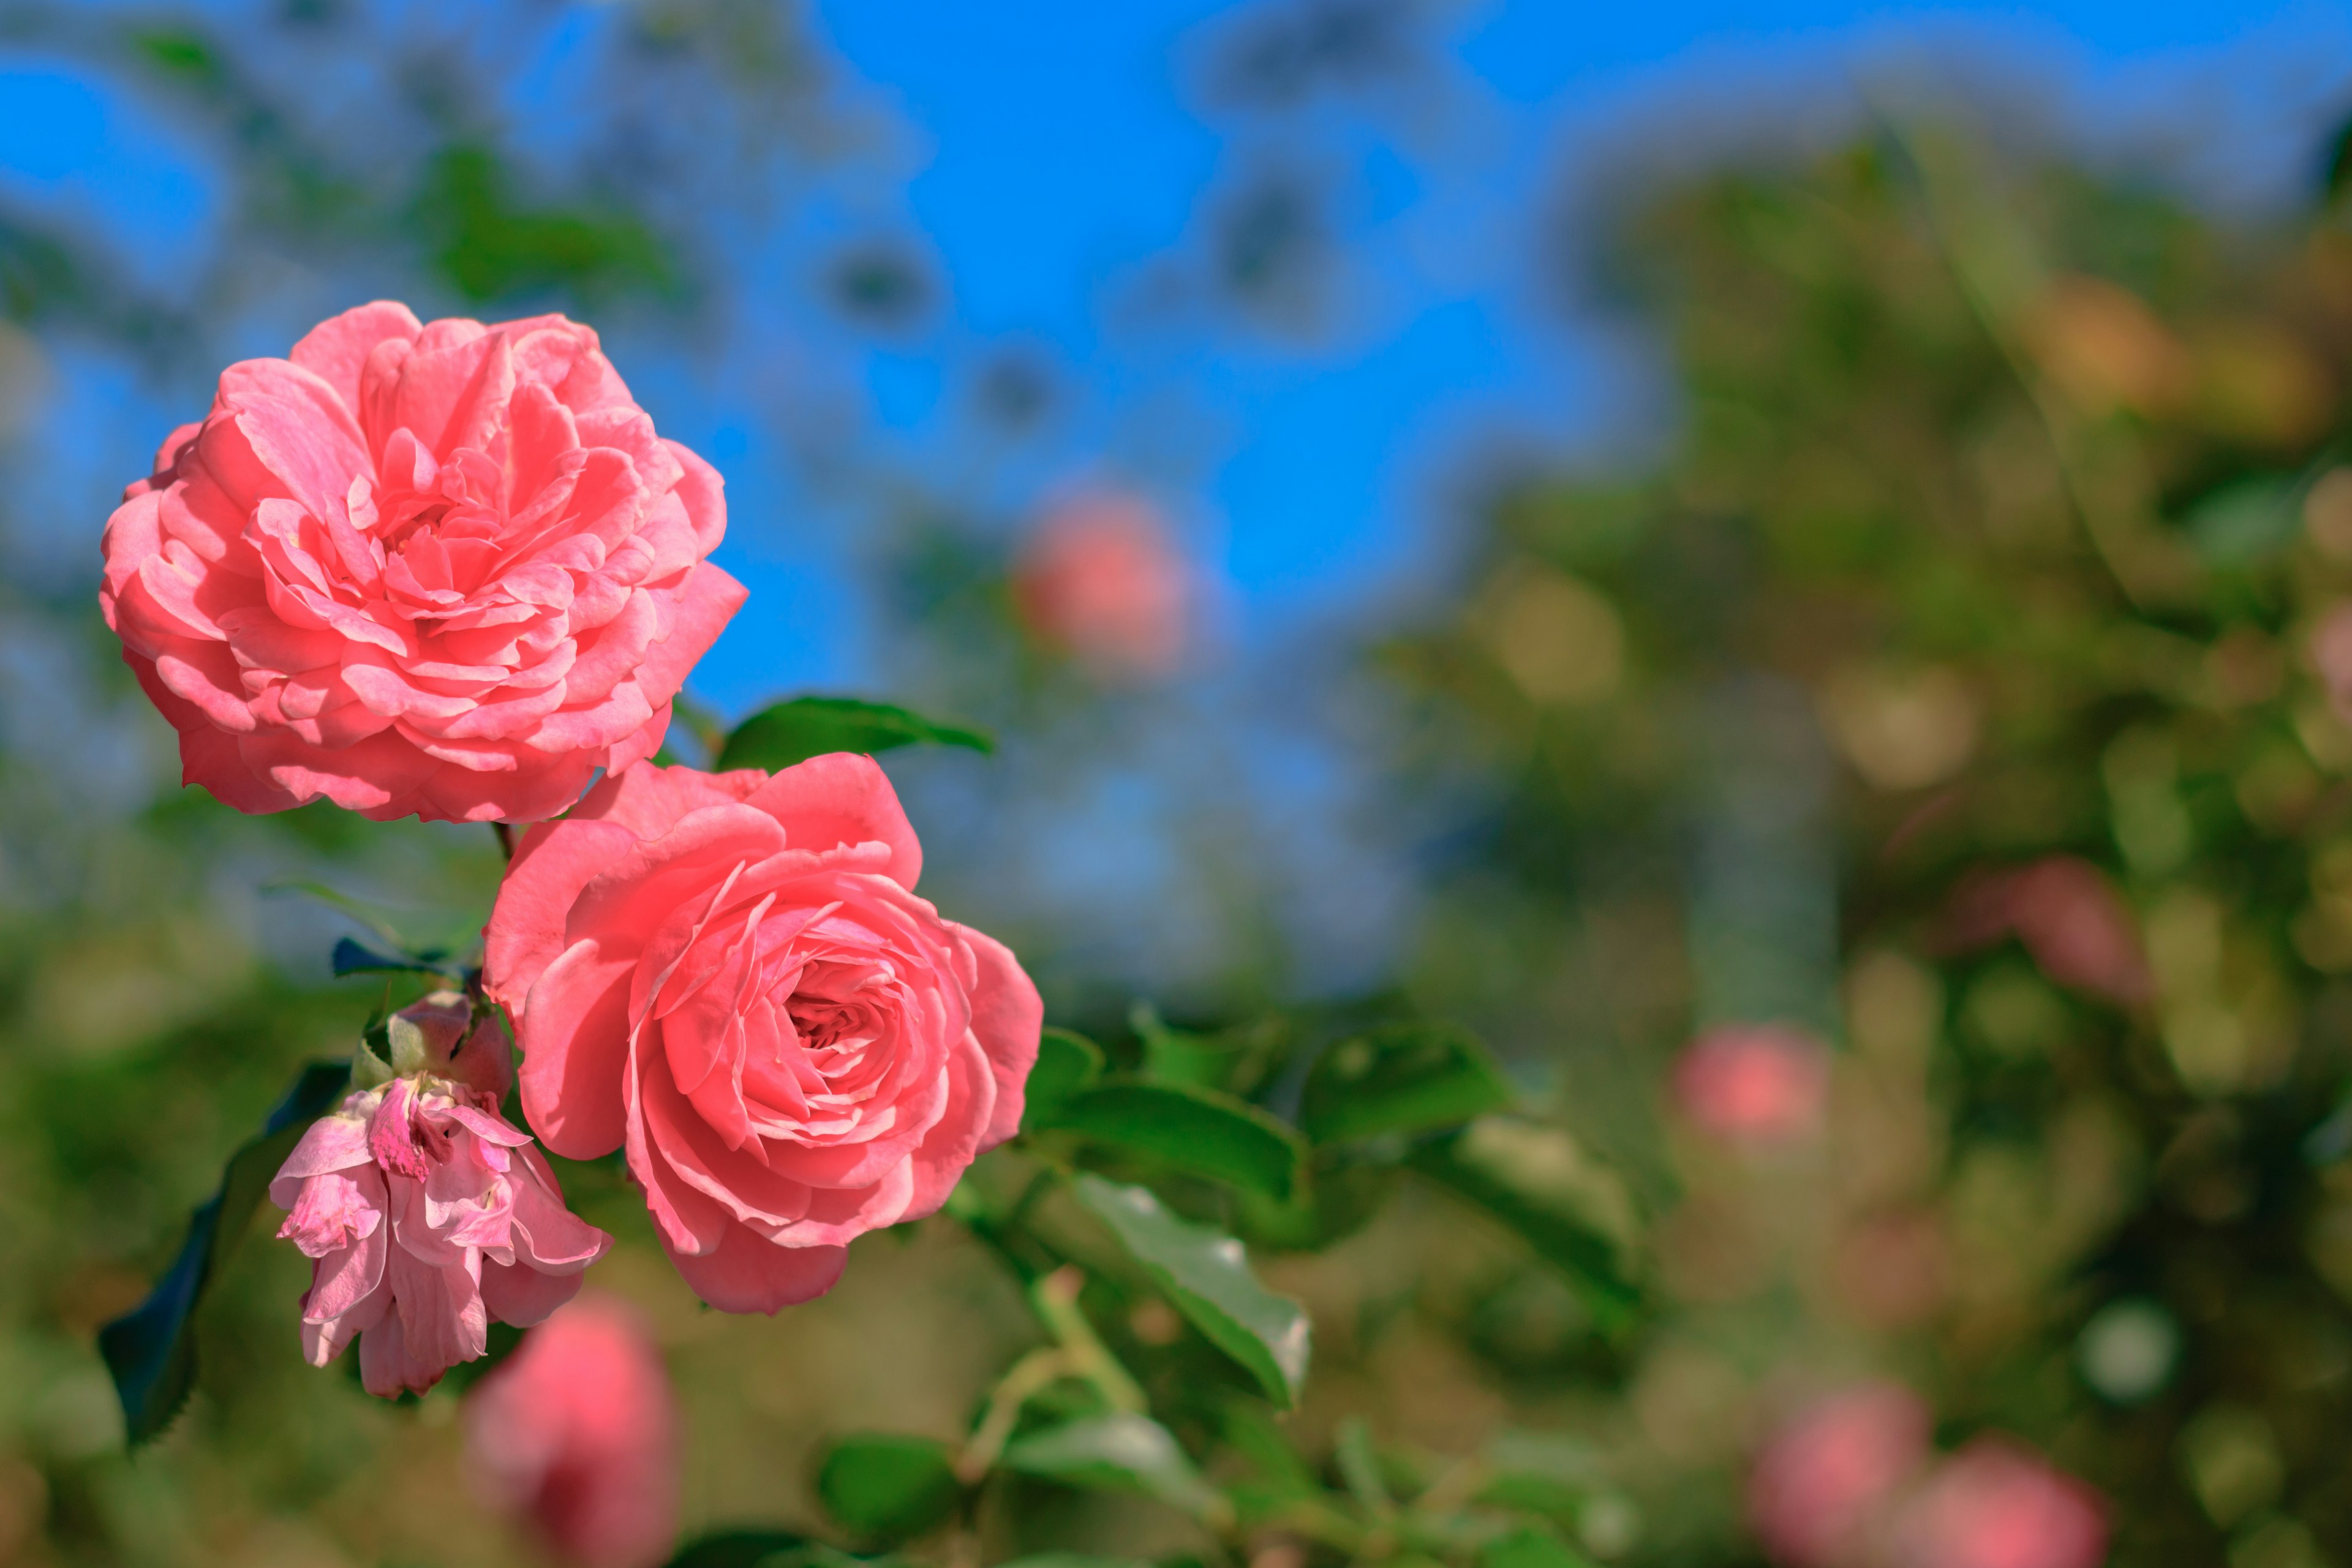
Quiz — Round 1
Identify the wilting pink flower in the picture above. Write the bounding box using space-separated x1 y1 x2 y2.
468 1294 679 1568
1749 1383 1932 1567
1891 1442 2106 1568
1674 1023 1832 1147
484 756 1043 1313
1011 489 1191 680
270 997 611 1396
100 303 745 822
1949 856 2150 1006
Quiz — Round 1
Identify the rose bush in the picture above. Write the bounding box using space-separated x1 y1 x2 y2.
484 755 1042 1312
270 995 612 1396
100 302 744 822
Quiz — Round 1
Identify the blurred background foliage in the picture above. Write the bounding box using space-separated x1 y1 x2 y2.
10 1 2352 1567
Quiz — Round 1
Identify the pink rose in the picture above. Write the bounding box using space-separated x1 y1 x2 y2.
1891 1442 2106 1568
467 1294 679 1568
270 996 612 1396
484 756 1044 1313
1749 1382 1932 1567
99 302 745 822
1673 1023 1832 1147
1949 857 2150 1006
1012 489 1191 680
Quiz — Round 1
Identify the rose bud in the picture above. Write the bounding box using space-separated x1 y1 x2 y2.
1011 488 1191 680
1891 1441 2106 1568
99 303 745 823
484 756 1042 1313
1749 1382 1932 1567
270 995 611 1396
1673 1023 1833 1148
467 1294 679 1568
1948 856 2150 1006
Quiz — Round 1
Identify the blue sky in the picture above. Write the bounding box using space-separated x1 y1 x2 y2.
2 0 2348 707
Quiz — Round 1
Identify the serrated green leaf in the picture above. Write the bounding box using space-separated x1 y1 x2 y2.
1035 1081 1305 1199
1298 1022 1515 1144
1072 1175 1309 1405
99 1060 352 1443
715 696 992 772
1409 1120 1642 1331
816 1433 963 1545
1022 1028 1104 1133
1001 1412 1224 1521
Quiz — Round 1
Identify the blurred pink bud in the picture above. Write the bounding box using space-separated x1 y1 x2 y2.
270 1061 611 1397
1950 857 2150 1006
1891 1442 2106 1568
1749 1382 1932 1567
468 1295 680 1568
1012 489 1191 680
1673 1023 1832 1147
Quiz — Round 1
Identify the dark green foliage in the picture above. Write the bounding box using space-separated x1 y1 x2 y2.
715 697 994 774
1298 1021 1517 1144
816 1434 964 1545
98 1060 351 1443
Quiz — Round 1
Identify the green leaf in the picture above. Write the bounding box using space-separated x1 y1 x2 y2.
662 1531 818 1568
1021 1028 1104 1132
99 1060 352 1443
715 697 992 773
1034 1081 1305 1200
1001 1412 1225 1522
816 1433 963 1545
1072 1175 1310 1406
1480 1526 1596 1568
1408 1120 1642 1331
1298 1022 1515 1144
994 1558 1148 1568
2184 475 2302 566
330 935 461 980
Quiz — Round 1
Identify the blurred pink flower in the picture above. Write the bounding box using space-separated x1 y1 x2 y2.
1012 489 1191 680
1891 1442 2106 1568
2313 603 2352 722
1950 857 2150 1006
270 999 611 1396
1673 1023 1832 1147
1749 1382 1932 1567
99 303 744 823
469 1295 680 1568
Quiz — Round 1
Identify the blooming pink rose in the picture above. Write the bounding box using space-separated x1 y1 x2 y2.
1950 856 2150 1006
270 997 611 1396
468 1294 679 1568
484 756 1044 1313
1891 1442 2106 1568
99 302 745 822
1673 1023 1832 1147
1749 1383 1932 1567
1012 489 1191 680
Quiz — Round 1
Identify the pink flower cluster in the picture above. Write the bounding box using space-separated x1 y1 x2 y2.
270 996 611 1396
101 303 744 823
105 304 1047 1398
1749 1384 2106 1568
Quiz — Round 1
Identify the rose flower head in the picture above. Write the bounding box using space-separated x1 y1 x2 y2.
270 992 612 1396
1673 1022 1833 1148
1891 1441 2106 1568
1011 488 1192 681
100 303 745 823
1749 1382 1932 1567
484 755 1043 1313
468 1294 679 1568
